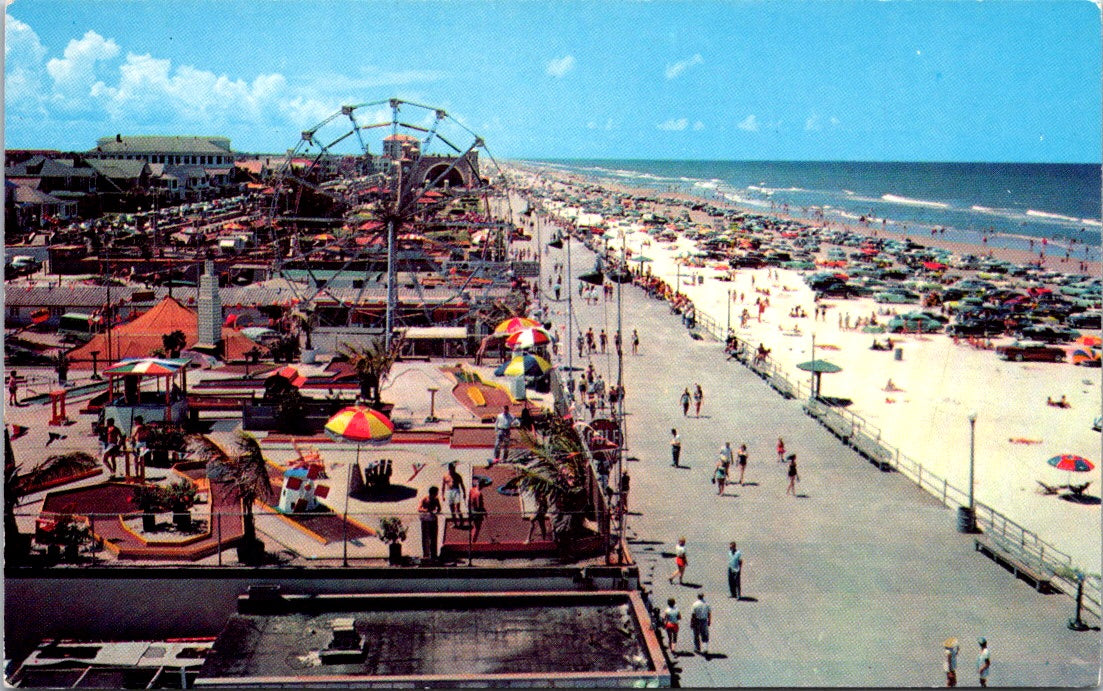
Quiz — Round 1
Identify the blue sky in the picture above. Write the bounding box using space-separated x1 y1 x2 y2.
5 1 1101 162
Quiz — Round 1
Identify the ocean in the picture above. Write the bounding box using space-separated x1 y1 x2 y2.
532 160 1102 257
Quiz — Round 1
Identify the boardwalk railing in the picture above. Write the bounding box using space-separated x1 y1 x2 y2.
551 226 1099 618
698 303 1101 619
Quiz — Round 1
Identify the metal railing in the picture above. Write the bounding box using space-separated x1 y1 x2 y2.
621 269 1100 619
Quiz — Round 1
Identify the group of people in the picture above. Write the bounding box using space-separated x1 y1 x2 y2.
942 636 991 687
678 384 704 417
99 415 152 478
416 460 490 561
660 539 745 656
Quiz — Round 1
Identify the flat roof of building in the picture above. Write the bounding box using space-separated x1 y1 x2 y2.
196 591 668 687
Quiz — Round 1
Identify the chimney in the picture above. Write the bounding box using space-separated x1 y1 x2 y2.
195 259 223 354
116 133 122 143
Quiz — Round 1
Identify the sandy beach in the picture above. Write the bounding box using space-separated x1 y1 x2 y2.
510 165 1102 573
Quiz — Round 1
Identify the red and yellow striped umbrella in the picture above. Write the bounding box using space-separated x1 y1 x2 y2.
505 327 551 349
324 406 394 445
494 317 540 335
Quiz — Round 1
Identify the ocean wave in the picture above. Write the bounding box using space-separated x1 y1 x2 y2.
881 194 949 209
694 180 719 189
748 185 806 195
1081 218 1102 227
1026 209 1081 223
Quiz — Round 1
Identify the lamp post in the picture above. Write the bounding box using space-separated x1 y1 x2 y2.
958 412 978 533
726 289 732 337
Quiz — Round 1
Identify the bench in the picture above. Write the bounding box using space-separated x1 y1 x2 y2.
974 533 1053 593
849 431 893 471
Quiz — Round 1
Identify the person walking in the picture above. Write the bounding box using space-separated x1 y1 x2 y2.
693 383 703 417
943 637 960 687
661 598 681 653
526 492 549 543
417 486 442 561
727 542 743 599
680 388 691 417
690 592 712 655
713 459 729 496
786 453 800 496
736 443 749 485
492 406 516 464
668 537 688 585
599 329 607 354
776 437 786 463
631 329 639 355
976 638 990 687
670 428 682 467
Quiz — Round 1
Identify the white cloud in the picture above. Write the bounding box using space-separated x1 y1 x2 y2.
692 121 705 131
657 118 689 131
664 53 703 80
737 115 759 132
545 55 575 78
805 113 821 131
91 52 287 127
5 14 49 104
46 30 119 93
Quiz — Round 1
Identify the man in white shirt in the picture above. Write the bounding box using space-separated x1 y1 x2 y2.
977 637 990 687
690 592 712 655
493 406 516 464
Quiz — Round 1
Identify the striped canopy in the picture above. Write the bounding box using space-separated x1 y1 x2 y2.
494 317 541 335
103 358 184 376
1046 454 1095 473
324 406 394 444
495 354 551 377
505 327 551 349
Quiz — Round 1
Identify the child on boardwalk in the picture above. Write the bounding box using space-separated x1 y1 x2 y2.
776 437 786 463
670 429 682 467
661 598 680 653
669 537 688 585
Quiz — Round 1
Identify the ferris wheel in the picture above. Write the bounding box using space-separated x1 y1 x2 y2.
264 98 518 333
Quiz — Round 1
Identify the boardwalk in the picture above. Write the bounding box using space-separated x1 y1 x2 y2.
544 236 1100 687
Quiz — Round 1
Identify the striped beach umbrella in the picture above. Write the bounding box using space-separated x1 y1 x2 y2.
494 317 541 335
495 354 551 377
104 358 183 376
1046 454 1095 473
505 327 551 349
324 406 394 445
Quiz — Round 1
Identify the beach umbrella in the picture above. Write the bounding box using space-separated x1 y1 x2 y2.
324 404 394 565
494 317 541 335
495 354 551 377
1071 348 1101 366
1077 335 1102 347
325 405 395 445
628 256 653 263
104 358 183 376
1046 454 1096 490
505 327 551 349
797 359 843 399
241 326 279 342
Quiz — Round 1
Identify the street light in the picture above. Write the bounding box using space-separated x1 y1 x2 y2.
958 412 978 533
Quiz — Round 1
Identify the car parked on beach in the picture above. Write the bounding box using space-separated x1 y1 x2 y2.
1016 325 1080 344
1068 312 1102 330
947 319 1006 337
887 313 943 333
874 290 920 304
996 340 1066 363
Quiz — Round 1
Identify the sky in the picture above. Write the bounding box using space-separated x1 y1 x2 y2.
4 0 1101 162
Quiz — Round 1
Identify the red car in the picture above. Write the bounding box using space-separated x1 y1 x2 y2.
996 341 1066 363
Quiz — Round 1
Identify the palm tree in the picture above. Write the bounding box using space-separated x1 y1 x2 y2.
505 417 592 555
337 335 405 406
5 446 98 564
188 432 273 565
289 305 317 351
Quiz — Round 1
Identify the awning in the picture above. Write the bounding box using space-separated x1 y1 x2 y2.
400 327 468 340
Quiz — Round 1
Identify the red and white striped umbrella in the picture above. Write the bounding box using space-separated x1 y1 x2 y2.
505 327 551 349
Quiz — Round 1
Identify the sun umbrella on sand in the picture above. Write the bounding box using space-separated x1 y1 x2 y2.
1046 454 1095 492
797 359 842 399
104 358 184 376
